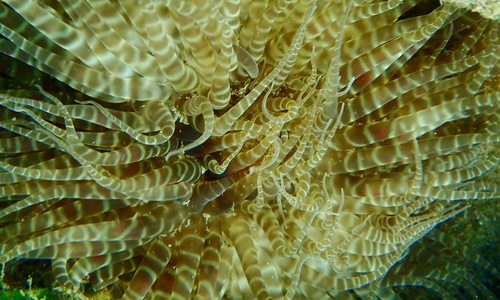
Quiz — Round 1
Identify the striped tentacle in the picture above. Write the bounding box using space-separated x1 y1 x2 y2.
76 100 176 146
122 238 172 300
212 3 316 136
0 0 498 299
73 248 143 290
141 1 199 92
0 202 185 262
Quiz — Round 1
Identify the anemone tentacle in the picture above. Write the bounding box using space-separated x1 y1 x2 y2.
1 0 499 299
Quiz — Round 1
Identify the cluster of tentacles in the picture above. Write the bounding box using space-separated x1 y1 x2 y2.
0 0 499 299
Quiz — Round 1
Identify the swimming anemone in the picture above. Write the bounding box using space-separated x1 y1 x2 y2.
0 0 499 299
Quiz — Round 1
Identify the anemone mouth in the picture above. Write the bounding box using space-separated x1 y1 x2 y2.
0 0 499 299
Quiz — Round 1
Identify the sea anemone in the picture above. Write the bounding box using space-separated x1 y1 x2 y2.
0 0 499 299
